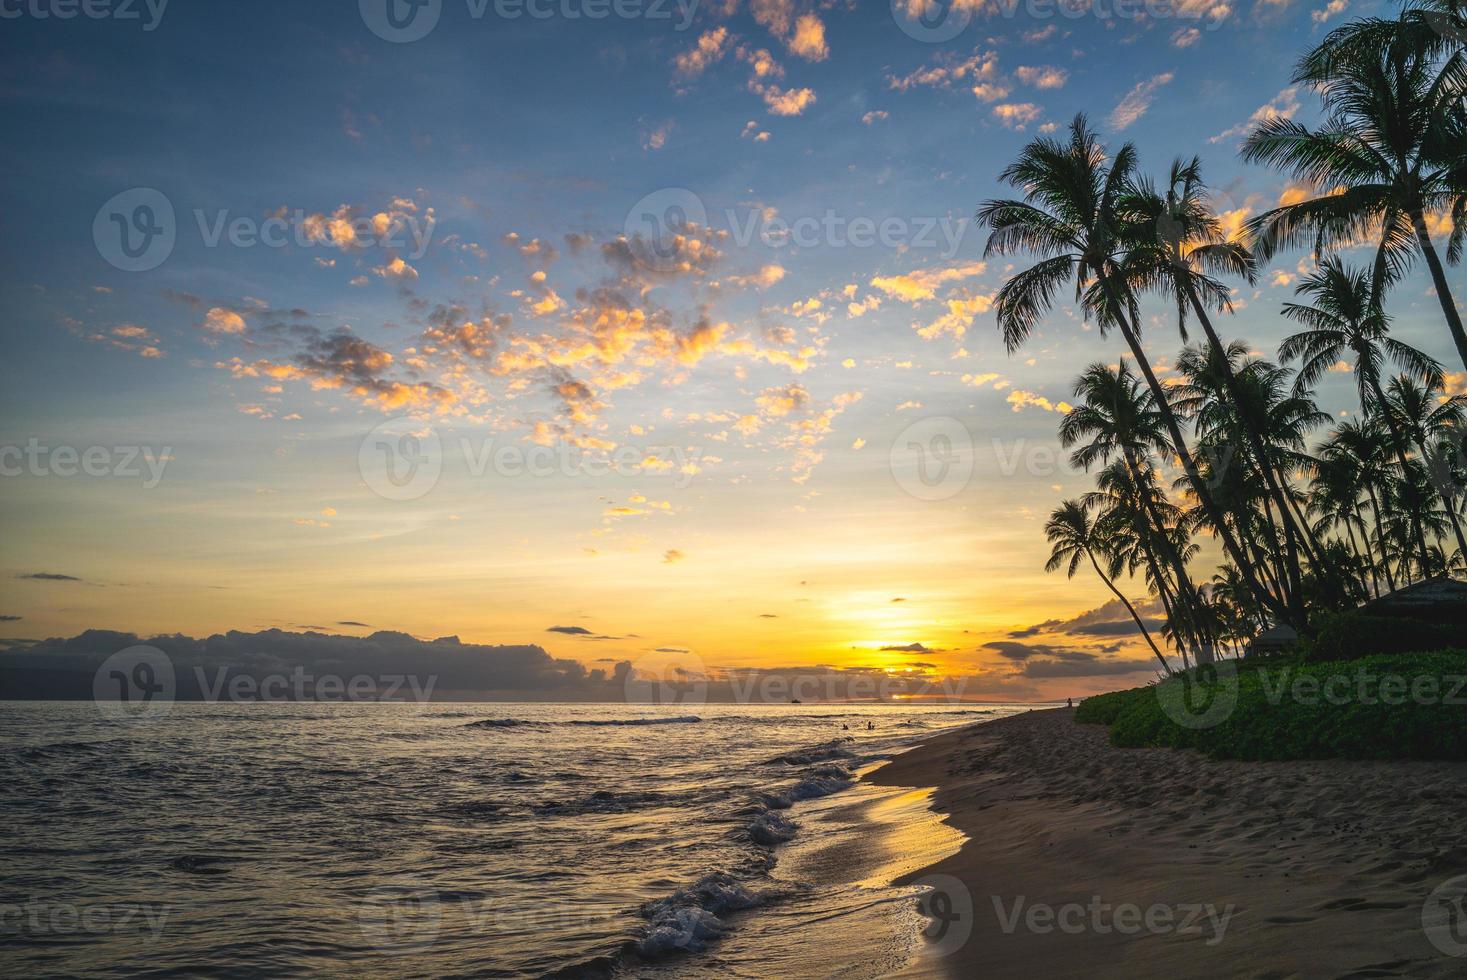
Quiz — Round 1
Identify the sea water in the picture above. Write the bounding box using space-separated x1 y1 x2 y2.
0 700 1032 977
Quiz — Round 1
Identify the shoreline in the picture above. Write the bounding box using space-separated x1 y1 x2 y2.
864 708 1467 979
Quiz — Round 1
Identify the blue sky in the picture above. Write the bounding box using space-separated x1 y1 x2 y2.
0 0 1457 697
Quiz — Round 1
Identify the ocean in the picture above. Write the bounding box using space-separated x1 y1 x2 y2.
0 700 1035 977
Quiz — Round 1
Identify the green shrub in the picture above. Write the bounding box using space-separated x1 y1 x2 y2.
1306 612 1459 662
1074 686 1149 726
1079 650 1467 761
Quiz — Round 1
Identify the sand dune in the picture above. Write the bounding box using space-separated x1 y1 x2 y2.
868 708 1467 979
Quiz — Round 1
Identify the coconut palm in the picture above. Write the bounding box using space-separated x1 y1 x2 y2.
1242 14 1467 370
1044 499 1172 673
1383 374 1467 557
1320 418 1403 590
1120 158 1325 599
1085 460 1211 665
1280 259 1440 567
1059 360 1212 645
978 115 1286 624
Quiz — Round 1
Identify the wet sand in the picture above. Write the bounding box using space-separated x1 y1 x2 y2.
866 708 1467 979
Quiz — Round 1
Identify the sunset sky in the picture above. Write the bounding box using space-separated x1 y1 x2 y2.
0 0 1458 699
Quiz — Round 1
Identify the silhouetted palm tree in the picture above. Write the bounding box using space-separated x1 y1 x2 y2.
1045 499 1171 673
1121 158 1324 601
1384 374 1467 557
1280 259 1439 567
978 115 1286 623
1243 14 1467 370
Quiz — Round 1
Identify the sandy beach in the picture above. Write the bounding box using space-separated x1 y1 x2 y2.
868 708 1467 979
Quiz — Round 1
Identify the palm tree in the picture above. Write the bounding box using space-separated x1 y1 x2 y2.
1172 342 1331 609
978 115 1287 625
1320 418 1403 590
1384 374 1467 558
1242 14 1467 370
1086 460 1210 666
1059 360 1212 648
1044 499 1171 673
1309 450 1381 596
1279 258 1441 567
1120 158 1325 602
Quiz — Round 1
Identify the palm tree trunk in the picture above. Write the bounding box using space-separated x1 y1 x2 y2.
1121 450 1207 663
1409 208 1467 373
1343 515 1378 598
1365 372 1432 569
1086 549 1171 674
1412 437 1467 560
1363 482 1397 592
1098 276 1291 625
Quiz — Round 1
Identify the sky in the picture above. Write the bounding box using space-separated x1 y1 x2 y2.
0 0 1459 700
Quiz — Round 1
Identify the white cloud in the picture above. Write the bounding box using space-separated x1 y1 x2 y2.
1108 72 1174 130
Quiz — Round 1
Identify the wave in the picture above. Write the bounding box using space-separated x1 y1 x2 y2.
462 715 701 730
748 810 799 846
765 738 856 766
567 716 702 727
533 790 674 816
637 872 764 956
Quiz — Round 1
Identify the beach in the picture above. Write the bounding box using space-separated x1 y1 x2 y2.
868 708 1467 979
